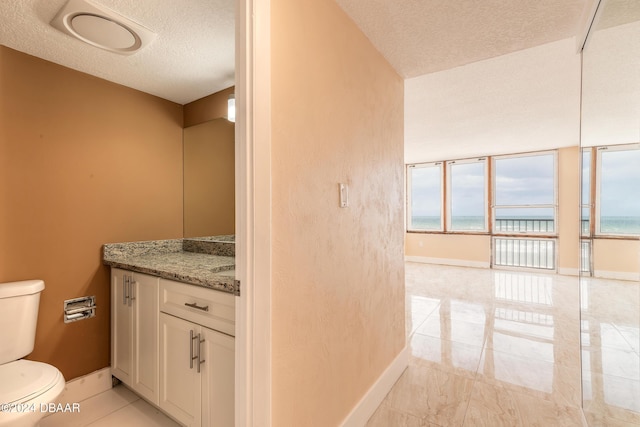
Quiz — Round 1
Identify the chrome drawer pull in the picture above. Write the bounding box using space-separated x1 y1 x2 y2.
185 302 209 312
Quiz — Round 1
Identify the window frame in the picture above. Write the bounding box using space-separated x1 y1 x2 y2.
406 162 444 232
445 157 488 233
491 151 558 237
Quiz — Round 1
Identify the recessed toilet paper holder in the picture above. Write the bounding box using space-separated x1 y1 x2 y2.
64 296 96 323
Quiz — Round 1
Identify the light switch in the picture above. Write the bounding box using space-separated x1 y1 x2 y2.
339 183 349 208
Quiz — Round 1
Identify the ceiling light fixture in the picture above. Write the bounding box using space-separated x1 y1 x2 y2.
50 0 156 55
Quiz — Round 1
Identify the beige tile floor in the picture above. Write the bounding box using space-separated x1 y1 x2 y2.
40 385 180 427
367 262 640 427
41 262 639 427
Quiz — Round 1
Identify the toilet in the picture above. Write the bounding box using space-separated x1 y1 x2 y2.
0 280 65 427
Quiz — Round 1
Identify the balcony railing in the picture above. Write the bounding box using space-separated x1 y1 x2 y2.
495 218 554 233
493 237 555 270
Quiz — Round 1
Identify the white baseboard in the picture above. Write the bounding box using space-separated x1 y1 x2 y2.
405 256 490 269
558 268 580 276
593 270 640 281
339 346 409 427
57 367 112 404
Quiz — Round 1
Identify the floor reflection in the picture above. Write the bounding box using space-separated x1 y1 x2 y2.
368 263 639 426
581 276 640 425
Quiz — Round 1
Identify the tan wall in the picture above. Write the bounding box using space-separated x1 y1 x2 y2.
557 146 581 272
593 239 640 278
270 0 405 425
183 86 235 127
0 47 183 380
405 147 582 273
405 233 491 265
183 118 235 237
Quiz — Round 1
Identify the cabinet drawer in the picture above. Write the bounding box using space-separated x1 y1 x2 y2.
159 279 235 336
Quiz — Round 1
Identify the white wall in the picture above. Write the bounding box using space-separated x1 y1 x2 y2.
405 38 581 163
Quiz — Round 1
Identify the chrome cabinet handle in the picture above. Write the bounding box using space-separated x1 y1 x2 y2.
123 276 129 305
127 276 133 307
190 330 198 370
197 334 205 373
184 302 209 312
130 280 136 302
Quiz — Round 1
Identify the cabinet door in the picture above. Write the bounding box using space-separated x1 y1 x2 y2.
111 268 132 385
201 327 235 427
132 273 159 405
159 313 202 427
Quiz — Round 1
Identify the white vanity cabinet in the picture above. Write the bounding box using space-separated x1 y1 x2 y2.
158 279 235 427
111 268 159 405
111 269 235 427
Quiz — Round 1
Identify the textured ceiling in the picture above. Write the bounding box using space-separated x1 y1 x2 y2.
335 0 587 78
0 0 605 106
596 0 640 30
0 0 235 105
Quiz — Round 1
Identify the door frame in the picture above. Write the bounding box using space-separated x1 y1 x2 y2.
235 0 272 425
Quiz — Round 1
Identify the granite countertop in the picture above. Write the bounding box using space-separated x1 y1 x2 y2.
103 237 237 295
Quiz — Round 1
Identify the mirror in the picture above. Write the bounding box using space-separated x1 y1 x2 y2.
183 118 235 238
580 0 640 424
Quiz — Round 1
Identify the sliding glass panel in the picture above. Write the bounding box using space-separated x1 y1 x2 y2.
493 153 556 235
408 164 442 231
598 147 640 235
449 160 486 231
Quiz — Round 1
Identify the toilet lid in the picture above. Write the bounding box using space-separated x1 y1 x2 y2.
0 360 62 405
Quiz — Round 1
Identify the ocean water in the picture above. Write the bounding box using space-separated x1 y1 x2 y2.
411 216 640 235
411 216 442 230
452 216 485 230
599 216 640 234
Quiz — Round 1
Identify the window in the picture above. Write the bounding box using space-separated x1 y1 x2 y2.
407 150 559 271
447 158 487 231
493 153 556 234
407 163 442 231
581 149 591 236
596 145 640 236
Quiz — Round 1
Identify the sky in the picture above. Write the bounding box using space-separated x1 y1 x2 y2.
450 162 484 217
493 154 554 206
598 149 640 217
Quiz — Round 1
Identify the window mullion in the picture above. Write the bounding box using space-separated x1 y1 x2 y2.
590 146 597 236
487 156 493 234
442 162 448 232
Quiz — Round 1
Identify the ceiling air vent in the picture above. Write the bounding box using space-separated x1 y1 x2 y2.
50 0 156 55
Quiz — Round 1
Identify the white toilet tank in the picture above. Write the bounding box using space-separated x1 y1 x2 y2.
0 280 45 365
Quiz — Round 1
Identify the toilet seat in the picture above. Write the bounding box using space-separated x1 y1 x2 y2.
0 360 64 405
